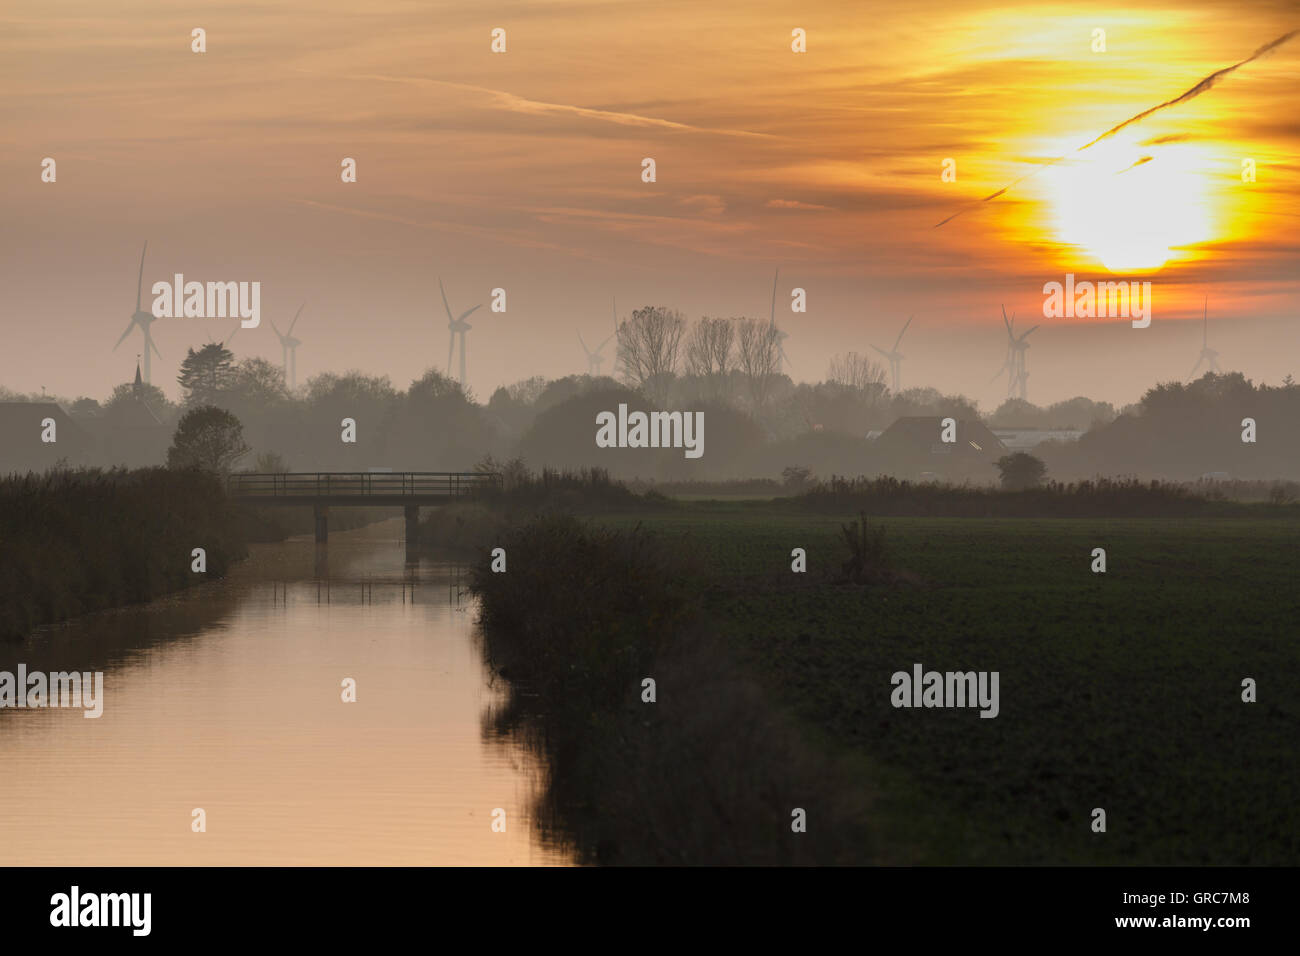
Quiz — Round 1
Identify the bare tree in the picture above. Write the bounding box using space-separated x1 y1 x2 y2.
736 317 781 407
827 352 887 392
684 317 735 400
617 306 686 402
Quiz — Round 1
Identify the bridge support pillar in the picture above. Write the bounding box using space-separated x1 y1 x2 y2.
314 504 329 544
405 505 420 559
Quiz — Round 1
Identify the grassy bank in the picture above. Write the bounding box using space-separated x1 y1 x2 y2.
471 489 1300 863
793 475 1297 517
0 468 250 641
470 513 880 864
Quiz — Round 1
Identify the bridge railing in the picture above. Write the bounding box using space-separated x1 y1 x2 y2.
226 471 502 499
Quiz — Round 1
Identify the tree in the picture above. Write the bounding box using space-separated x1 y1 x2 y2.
994 452 1047 490
177 343 236 404
826 352 887 392
685 317 735 377
103 380 173 422
616 306 686 402
736 317 781 407
229 357 291 406
167 405 250 473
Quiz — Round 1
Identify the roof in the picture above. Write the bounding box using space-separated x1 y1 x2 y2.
877 416 1006 457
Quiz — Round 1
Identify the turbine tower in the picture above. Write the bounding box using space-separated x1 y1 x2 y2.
439 278 481 387
991 306 1038 401
769 268 791 372
579 329 615 376
1188 296 1221 380
270 303 305 391
871 316 913 394
112 241 162 384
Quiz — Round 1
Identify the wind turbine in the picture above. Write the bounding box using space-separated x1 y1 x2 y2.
439 279 481 387
579 328 615 375
991 306 1038 401
270 303 305 390
112 241 162 384
768 268 790 372
871 315 913 394
1188 297 1221 380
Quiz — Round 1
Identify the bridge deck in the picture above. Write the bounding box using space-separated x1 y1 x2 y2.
227 471 500 505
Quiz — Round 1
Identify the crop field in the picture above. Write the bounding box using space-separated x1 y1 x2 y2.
595 504 1300 864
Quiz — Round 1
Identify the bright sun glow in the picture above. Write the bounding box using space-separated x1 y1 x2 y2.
1036 133 1216 273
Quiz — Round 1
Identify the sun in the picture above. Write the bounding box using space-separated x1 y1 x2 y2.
1036 133 1216 273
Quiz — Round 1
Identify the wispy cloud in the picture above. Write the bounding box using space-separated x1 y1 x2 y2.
766 198 835 212
300 69 777 140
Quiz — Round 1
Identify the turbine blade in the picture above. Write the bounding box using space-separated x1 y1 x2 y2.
578 330 590 355
113 318 137 350
1021 324 1040 339
871 345 892 359
148 330 162 360
288 303 305 336
136 241 148 312
1188 358 1204 380
439 278 454 322
597 334 615 351
770 268 779 328
458 304 481 323
894 315 913 351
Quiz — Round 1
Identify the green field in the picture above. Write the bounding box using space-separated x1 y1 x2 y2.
594 504 1300 864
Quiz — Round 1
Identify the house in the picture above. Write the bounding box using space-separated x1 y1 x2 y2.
873 416 1007 479
0 403 92 474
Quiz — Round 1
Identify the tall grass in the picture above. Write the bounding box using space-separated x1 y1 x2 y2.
0 467 249 641
469 512 874 864
797 474 1297 517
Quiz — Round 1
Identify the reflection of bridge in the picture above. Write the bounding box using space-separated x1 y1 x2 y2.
226 472 500 546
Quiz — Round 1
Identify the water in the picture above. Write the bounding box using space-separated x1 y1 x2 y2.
0 519 572 866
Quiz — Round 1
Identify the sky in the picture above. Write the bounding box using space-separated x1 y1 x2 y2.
2 0 1297 410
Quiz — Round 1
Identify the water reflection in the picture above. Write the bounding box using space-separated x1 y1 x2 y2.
0 519 572 866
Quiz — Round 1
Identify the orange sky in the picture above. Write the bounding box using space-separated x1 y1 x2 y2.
2 0 1297 408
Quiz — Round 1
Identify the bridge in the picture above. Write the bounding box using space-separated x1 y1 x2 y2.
226 472 501 547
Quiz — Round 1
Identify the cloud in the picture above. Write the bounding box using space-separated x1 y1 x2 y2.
305 70 777 140
765 199 835 211
678 194 727 216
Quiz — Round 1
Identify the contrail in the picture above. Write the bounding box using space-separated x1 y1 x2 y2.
1079 28 1298 149
934 29 1299 227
